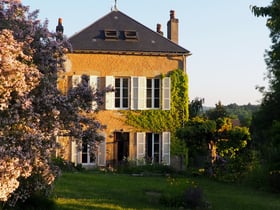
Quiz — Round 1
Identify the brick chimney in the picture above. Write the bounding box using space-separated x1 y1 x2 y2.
167 10 179 44
156 23 163 35
56 17 64 41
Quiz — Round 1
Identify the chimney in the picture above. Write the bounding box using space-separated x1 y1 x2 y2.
56 18 64 40
156 23 163 35
167 10 179 44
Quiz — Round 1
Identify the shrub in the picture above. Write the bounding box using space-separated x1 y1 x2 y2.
160 185 210 209
4 194 56 210
268 170 280 192
160 192 184 208
52 157 84 172
183 186 208 209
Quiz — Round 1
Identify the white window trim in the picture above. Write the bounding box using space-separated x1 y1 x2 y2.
136 132 170 166
115 77 130 109
146 78 160 109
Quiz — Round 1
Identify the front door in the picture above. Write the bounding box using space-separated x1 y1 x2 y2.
115 132 129 162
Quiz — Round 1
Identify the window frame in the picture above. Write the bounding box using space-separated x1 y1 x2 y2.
114 77 130 109
146 78 160 109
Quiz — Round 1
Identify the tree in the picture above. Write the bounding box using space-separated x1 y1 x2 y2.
251 1 280 167
188 97 204 119
0 1 106 207
206 101 228 120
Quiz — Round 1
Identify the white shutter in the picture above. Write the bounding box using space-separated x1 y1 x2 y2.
89 76 98 110
71 140 78 166
136 132 146 165
161 132 170 165
97 140 106 166
131 77 146 110
72 75 81 88
105 76 115 110
162 77 171 110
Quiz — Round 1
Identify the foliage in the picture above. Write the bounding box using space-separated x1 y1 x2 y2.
0 1 105 207
116 162 175 175
177 117 216 164
251 1 280 183
206 101 228 120
189 97 205 119
183 186 209 209
225 103 259 127
177 114 252 181
268 170 280 192
125 69 188 156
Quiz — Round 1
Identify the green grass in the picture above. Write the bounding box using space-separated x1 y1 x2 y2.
53 171 280 210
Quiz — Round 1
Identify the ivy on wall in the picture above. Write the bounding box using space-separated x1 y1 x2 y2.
124 69 189 155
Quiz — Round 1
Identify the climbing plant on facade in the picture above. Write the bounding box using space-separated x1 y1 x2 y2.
125 69 188 155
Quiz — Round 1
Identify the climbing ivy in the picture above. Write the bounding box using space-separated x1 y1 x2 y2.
124 69 189 155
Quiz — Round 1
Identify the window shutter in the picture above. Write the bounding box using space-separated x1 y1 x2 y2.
97 140 106 166
71 140 78 166
105 76 115 110
72 75 81 88
90 76 98 110
136 132 146 165
131 77 146 110
161 132 170 165
162 77 171 110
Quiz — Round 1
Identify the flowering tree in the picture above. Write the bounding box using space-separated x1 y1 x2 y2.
0 1 106 207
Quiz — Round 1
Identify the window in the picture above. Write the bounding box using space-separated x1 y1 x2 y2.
136 132 170 165
105 76 170 110
115 78 129 109
147 133 160 164
104 29 118 40
124 30 138 40
147 78 160 108
82 143 95 164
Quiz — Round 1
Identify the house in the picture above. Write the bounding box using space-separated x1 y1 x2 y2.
56 8 190 168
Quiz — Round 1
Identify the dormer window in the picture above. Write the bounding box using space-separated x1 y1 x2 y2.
124 30 138 40
104 29 119 40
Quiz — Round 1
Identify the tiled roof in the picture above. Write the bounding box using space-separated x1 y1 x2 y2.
69 10 190 54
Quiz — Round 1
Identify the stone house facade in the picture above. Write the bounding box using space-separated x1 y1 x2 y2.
57 8 190 168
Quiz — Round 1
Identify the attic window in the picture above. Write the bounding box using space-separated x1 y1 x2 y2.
124 30 138 40
104 29 118 40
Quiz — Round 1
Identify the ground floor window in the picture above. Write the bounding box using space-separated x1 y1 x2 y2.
136 132 170 165
82 143 95 164
146 133 160 164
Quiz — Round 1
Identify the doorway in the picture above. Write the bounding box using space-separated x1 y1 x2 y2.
115 132 129 162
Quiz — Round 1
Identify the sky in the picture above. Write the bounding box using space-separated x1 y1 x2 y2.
22 0 272 106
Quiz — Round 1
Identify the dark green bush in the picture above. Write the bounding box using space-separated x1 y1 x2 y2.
160 192 184 208
116 162 175 175
52 157 84 172
268 170 280 192
183 186 209 209
160 185 210 209
4 194 57 210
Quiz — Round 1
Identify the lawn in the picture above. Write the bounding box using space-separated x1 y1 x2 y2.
53 171 280 210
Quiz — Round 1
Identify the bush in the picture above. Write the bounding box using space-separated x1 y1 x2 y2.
268 170 280 192
183 186 209 209
4 194 56 210
160 185 210 209
116 162 175 175
52 157 84 172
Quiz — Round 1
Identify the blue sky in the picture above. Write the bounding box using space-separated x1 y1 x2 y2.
22 0 271 106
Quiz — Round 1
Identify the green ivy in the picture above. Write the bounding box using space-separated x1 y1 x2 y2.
124 69 189 155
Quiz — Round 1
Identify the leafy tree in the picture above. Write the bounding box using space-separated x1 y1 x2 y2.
251 1 280 167
206 101 228 120
0 1 106 207
188 97 204 119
